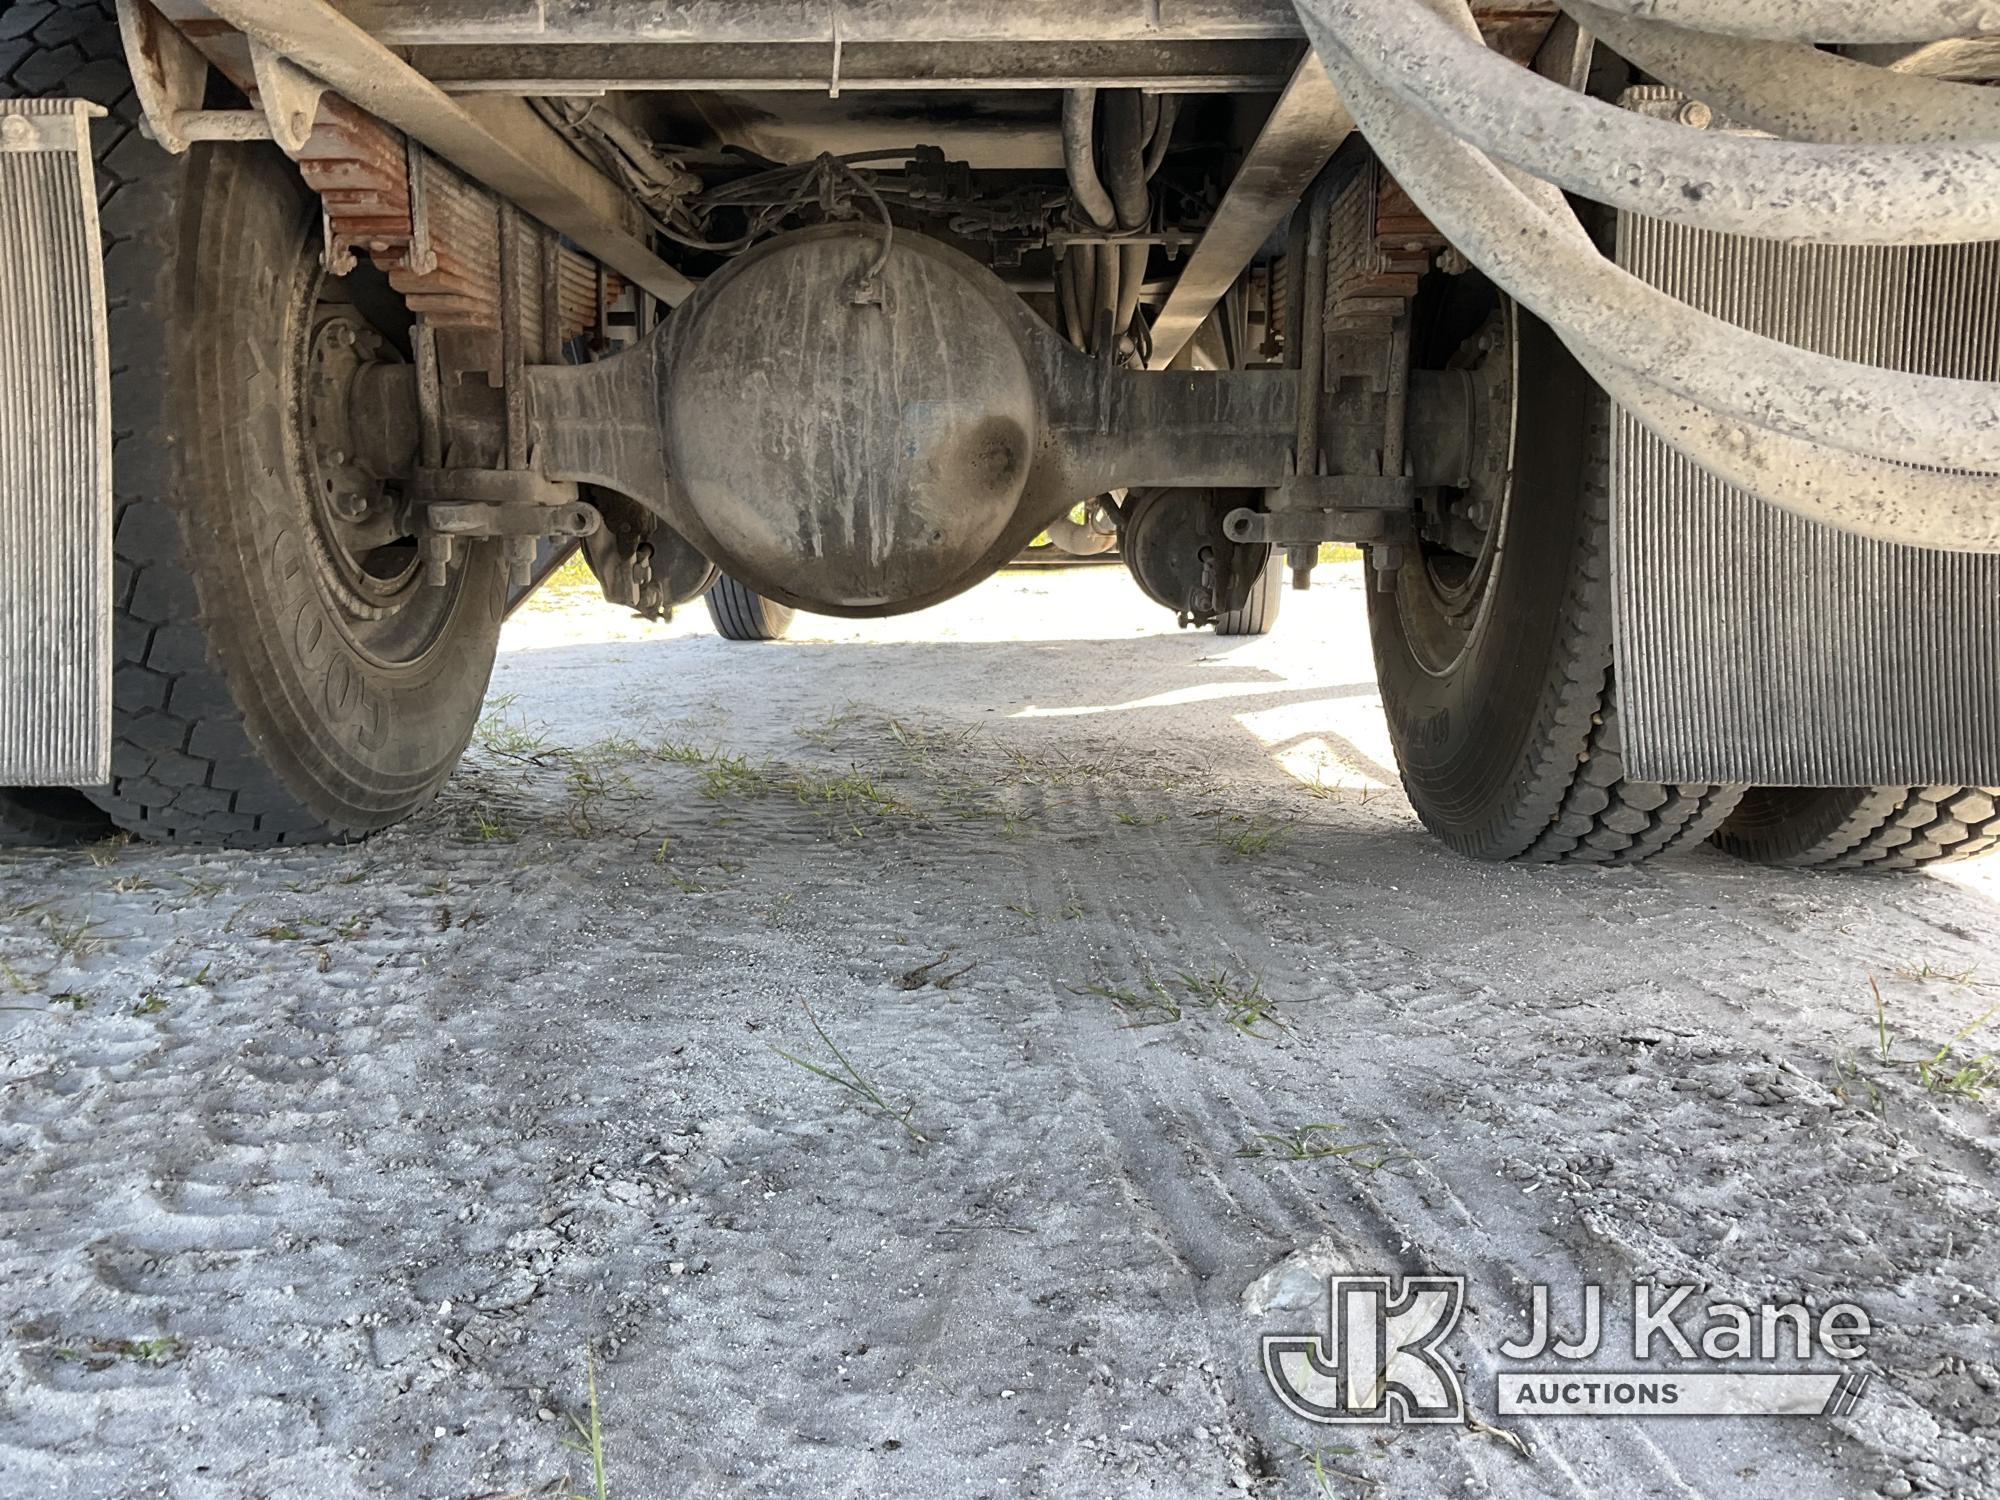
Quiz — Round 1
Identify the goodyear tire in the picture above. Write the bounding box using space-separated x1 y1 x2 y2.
704 574 796 641
5 1 504 847
1368 297 1742 863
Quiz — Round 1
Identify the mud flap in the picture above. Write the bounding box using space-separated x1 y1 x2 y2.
0 99 111 786
1610 214 2000 787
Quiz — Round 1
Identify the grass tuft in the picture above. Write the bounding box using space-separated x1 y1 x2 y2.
697 754 770 800
1213 816 1292 859
1848 976 1998 1107
1895 960 1982 987
1070 975 1182 1028
83 833 131 868
1071 967 1285 1038
771 998 926 1142
1286 1440 1370 1498
50 1334 183 1369
1178 968 1287 1037
561 1346 610 1500
1239 1123 1404 1171
43 913 104 963
465 807 516 843
1914 1003 1999 1102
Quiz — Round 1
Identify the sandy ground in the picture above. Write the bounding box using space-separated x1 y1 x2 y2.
2 564 1997 1500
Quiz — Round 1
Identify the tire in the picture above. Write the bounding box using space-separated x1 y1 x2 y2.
5 1 505 847
0 788 113 849
1368 300 1742 864
704 574 795 641
1213 553 1283 636
1713 786 2000 871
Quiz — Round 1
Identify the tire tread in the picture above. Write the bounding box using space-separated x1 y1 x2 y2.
704 575 795 641
1213 555 1283 637
1715 785 2000 871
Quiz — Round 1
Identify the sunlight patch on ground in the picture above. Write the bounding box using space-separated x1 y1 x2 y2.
1012 677 1301 719
1234 690 1399 794
1930 858 2000 899
1271 735 1396 794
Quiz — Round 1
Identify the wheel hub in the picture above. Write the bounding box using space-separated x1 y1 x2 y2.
299 304 425 621
281 248 457 669
1398 303 1518 675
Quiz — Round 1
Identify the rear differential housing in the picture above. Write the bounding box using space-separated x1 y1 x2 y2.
525 225 1306 617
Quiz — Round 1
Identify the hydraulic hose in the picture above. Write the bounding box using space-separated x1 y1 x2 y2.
1061 88 1116 231
1061 88 1155 355
1569 0 2000 46
1100 90 1150 231
1290 0 2000 551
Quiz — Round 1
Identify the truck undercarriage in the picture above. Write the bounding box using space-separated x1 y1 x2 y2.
2 0 1997 869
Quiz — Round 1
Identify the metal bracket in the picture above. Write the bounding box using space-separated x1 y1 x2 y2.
405 139 439 276
115 0 201 154
538 226 563 364
1224 474 1416 546
408 467 581 509
424 499 598 538
0 111 99 151
1532 11 1595 92
321 200 358 277
409 468 596 586
248 40 327 155
114 0 273 153
1146 53 1357 369
498 203 529 468
1049 230 1203 253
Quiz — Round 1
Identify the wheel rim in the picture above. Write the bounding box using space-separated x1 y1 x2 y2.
1392 300 1517 678
284 248 462 669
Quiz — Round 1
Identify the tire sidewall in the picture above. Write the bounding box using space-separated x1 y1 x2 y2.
1367 310 1600 848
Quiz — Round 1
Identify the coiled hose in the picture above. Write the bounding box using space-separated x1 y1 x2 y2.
1290 0 2000 551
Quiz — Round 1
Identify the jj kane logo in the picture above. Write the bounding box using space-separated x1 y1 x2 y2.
1263 1277 1873 1424
1263 1276 1468 1424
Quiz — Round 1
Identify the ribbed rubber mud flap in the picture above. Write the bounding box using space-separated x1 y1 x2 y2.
1610 216 2000 787
0 99 110 786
